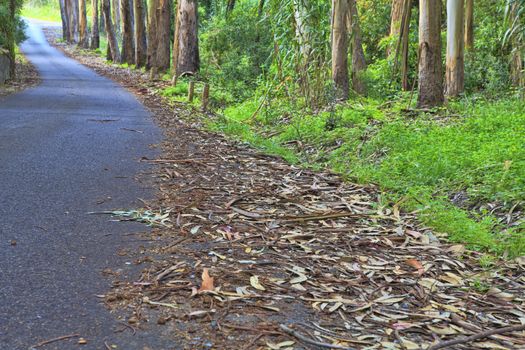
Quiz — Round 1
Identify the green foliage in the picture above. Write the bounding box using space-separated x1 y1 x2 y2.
0 0 27 49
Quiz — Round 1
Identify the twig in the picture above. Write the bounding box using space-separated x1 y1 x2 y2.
30 333 80 348
428 324 525 350
104 341 112 350
279 324 356 350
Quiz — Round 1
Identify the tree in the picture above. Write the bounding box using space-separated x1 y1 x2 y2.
146 0 158 69
156 0 172 72
388 0 403 56
79 0 89 48
418 0 444 107
331 0 350 99
134 0 147 67
446 0 465 97
226 0 235 15
102 0 121 62
66 0 79 43
59 0 70 42
121 0 135 63
465 0 473 50
172 0 199 76
348 0 367 95
90 0 100 49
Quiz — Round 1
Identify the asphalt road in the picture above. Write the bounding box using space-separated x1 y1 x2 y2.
0 21 174 349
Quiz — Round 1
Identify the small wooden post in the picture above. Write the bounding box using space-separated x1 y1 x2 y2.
188 81 195 102
171 74 178 86
202 83 210 111
149 67 158 80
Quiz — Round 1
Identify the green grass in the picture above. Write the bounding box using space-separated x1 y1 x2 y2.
205 93 525 257
22 4 61 22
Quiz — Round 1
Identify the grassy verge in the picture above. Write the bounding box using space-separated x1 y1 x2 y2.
162 83 524 257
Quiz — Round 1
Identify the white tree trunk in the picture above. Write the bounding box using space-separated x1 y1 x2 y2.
446 0 465 97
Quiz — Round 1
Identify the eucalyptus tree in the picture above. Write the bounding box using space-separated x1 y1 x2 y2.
146 0 158 69
134 0 147 67
446 0 465 97
121 0 134 63
418 0 444 107
90 0 100 49
79 0 89 48
173 0 200 76
102 0 121 62
331 0 350 99
465 0 474 50
155 0 172 71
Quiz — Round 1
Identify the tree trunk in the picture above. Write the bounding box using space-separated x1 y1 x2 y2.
155 0 172 72
79 0 89 48
146 0 158 69
293 0 311 60
446 0 465 97
417 0 444 107
7 0 16 79
258 0 265 17
226 0 235 15
90 0 100 49
331 0 349 100
66 0 79 43
510 3 523 87
59 0 70 42
134 0 147 67
113 0 121 34
103 0 122 62
173 0 200 76
464 0 473 50
400 0 411 90
121 0 135 63
388 0 404 56
348 0 367 95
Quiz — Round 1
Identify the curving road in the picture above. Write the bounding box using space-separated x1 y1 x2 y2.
0 21 173 349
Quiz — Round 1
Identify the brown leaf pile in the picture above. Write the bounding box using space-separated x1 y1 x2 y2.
44 29 525 350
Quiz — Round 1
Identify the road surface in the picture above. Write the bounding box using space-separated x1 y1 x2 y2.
0 21 173 349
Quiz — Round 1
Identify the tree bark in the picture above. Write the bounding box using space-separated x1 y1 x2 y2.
155 0 172 72
400 0 411 90
79 0 89 48
121 0 135 63
59 0 70 42
226 0 235 15
134 0 147 67
331 0 350 100
112 0 121 34
102 0 122 62
90 0 100 49
172 0 200 76
146 0 158 69
446 0 465 97
7 0 16 79
417 0 444 107
510 3 523 87
464 0 473 50
348 0 367 95
66 0 79 43
388 0 404 56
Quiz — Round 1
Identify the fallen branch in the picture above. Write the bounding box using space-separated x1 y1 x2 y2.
428 324 525 350
30 333 80 348
279 324 356 350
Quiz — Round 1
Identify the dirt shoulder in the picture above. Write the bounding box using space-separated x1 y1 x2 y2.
43 27 525 350
0 52 40 98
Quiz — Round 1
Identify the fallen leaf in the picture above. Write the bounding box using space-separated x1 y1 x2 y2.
198 268 214 292
405 258 425 275
250 275 266 291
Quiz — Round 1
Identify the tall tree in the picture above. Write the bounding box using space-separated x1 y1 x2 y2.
59 0 70 42
331 0 350 99
146 0 158 69
7 0 16 79
102 0 122 62
134 0 147 67
226 0 235 15
66 0 79 43
156 0 172 71
349 0 367 95
418 0 444 107
464 0 473 50
446 0 465 97
121 0 135 63
399 0 412 90
508 2 523 86
173 0 200 75
79 0 89 48
90 0 100 49
388 0 404 56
